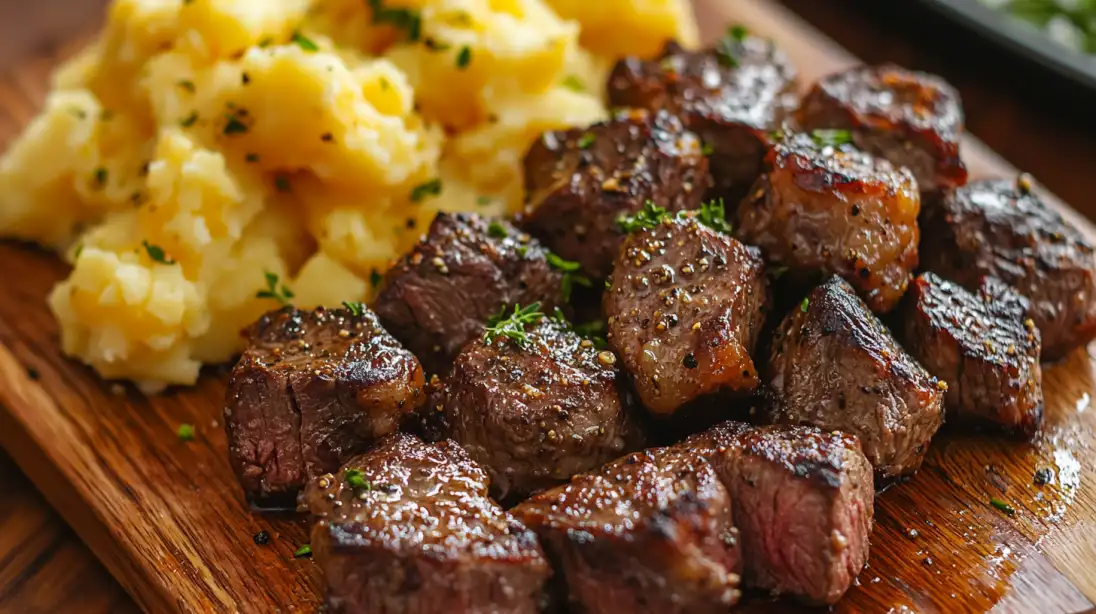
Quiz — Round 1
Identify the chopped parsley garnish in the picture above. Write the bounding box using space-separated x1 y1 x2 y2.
547 253 591 302
729 24 749 41
368 0 422 42
701 141 714 156
179 111 199 127
484 303 544 347
770 265 789 280
256 271 295 305
293 544 312 558
476 195 492 206
487 221 508 239
274 175 291 193
253 531 271 545
258 36 274 48
990 498 1015 516
246 153 261 163
424 38 451 51
456 45 472 69
576 132 596 149
617 201 670 233
344 468 372 490
810 129 853 148
800 297 810 312
177 80 196 93
369 268 383 288
560 74 585 92
291 31 319 52
93 167 108 189
176 424 195 442
695 199 733 234
242 72 251 85
342 301 365 316
74 244 84 259
142 241 175 265
410 178 442 202
223 111 249 135
715 26 743 68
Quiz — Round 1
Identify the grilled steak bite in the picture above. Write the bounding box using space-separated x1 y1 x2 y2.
513 446 742 614
797 64 967 193
920 177 1096 360
763 277 945 477
605 205 770 415
225 306 425 507
522 109 710 280
900 273 1043 437
682 422 874 605
735 131 920 313
373 212 564 376
607 33 798 205
435 307 637 499
304 433 549 614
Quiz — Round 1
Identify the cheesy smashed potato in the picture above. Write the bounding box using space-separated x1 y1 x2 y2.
0 0 696 392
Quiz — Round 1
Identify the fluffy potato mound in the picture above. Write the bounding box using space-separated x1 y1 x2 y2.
0 0 696 392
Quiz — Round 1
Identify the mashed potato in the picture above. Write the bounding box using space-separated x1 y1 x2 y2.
0 0 696 392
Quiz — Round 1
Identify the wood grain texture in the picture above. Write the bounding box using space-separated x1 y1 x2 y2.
0 0 1093 612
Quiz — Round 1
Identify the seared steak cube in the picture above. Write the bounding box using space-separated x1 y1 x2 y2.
682 422 874 605
608 36 798 205
374 212 565 376
513 446 742 614
797 64 968 193
920 177 1096 360
605 207 770 415
304 433 550 614
763 276 945 477
735 131 920 313
435 308 638 499
522 109 710 280
900 273 1044 437
225 306 425 507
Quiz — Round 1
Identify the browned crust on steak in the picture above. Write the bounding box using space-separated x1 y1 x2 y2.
605 214 770 415
735 132 920 313
797 64 967 193
513 446 742 614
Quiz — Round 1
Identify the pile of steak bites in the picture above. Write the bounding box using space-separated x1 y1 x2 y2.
222 28 1094 614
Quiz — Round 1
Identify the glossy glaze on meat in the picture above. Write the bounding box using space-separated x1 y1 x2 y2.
608 37 798 205
304 433 550 614
522 109 710 280
920 177 1096 360
797 64 968 193
735 131 920 313
604 214 769 415
374 212 565 376
225 306 425 507
901 273 1043 437
763 277 945 477
434 315 639 500
681 422 873 605
512 446 742 614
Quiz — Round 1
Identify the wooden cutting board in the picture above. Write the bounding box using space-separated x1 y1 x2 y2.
1 1 1094 612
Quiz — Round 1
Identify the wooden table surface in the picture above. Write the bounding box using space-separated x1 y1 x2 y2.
3 1 1096 612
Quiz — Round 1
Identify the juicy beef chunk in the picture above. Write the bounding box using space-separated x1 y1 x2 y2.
513 446 742 614
735 131 920 313
900 273 1043 437
605 209 770 415
919 177 1096 360
225 306 425 507
682 422 874 605
304 433 549 614
435 311 638 500
522 109 710 280
374 212 565 376
797 64 968 193
608 37 798 205
763 276 945 477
